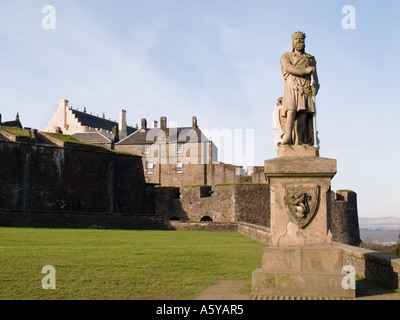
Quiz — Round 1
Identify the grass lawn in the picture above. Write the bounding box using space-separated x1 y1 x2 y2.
0 126 32 138
41 132 82 143
0 228 265 300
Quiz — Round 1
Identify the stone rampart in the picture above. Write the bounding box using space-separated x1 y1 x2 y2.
167 221 238 232
237 222 271 244
0 211 167 230
154 184 270 226
335 242 400 289
0 140 156 225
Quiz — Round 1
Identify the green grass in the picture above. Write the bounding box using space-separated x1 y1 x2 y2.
42 132 83 144
0 228 264 300
110 149 140 156
0 126 32 138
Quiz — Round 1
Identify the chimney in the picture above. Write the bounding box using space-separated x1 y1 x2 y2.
59 99 69 131
160 116 167 131
118 109 127 139
112 126 119 143
59 99 69 109
192 116 198 129
151 120 158 128
141 118 147 130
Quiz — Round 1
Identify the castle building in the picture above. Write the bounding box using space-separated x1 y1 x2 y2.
115 116 243 187
44 100 247 187
0 113 23 129
44 99 137 147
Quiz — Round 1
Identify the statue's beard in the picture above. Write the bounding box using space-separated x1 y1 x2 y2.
293 43 305 51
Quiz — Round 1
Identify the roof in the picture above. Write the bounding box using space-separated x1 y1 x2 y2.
72 132 112 144
71 109 136 135
0 113 23 129
1 120 23 128
116 127 210 145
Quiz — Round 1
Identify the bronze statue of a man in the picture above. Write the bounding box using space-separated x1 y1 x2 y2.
280 31 319 146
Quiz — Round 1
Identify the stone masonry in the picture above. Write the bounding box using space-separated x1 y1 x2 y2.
154 184 270 227
0 131 163 229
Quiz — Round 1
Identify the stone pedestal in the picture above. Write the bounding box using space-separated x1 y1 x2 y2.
252 246 355 299
265 155 336 246
251 147 355 299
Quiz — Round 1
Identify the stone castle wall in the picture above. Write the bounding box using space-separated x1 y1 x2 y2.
335 242 400 289
0 140 161 228
154 184 270 227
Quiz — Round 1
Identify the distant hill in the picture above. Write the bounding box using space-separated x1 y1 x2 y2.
358 216 400 243
360 229 400 243
359 216 400 229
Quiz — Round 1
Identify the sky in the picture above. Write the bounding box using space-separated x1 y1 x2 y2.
0 0 399 218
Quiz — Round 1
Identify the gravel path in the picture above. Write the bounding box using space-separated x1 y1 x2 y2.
196 280 400 300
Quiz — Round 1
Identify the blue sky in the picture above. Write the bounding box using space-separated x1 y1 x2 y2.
0 0 399 218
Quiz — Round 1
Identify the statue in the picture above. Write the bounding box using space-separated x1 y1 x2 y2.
280 31 320 146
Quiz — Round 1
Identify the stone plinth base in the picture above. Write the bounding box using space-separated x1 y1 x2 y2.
277 144 319 158
251 246 355 300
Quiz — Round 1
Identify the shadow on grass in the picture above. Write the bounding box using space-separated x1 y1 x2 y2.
356 279 399 299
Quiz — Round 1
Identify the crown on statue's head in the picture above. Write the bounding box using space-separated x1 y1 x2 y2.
292 31 306 39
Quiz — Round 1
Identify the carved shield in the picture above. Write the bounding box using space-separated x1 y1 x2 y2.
284 185 320 229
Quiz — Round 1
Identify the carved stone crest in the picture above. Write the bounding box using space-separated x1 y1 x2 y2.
284 185 320 228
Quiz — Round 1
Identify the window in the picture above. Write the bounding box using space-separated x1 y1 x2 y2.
176 143 183 154
143 144 150 155
176 161 183 174
146 162 154 174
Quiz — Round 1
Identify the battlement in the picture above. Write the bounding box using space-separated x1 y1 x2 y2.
331 190 362 246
